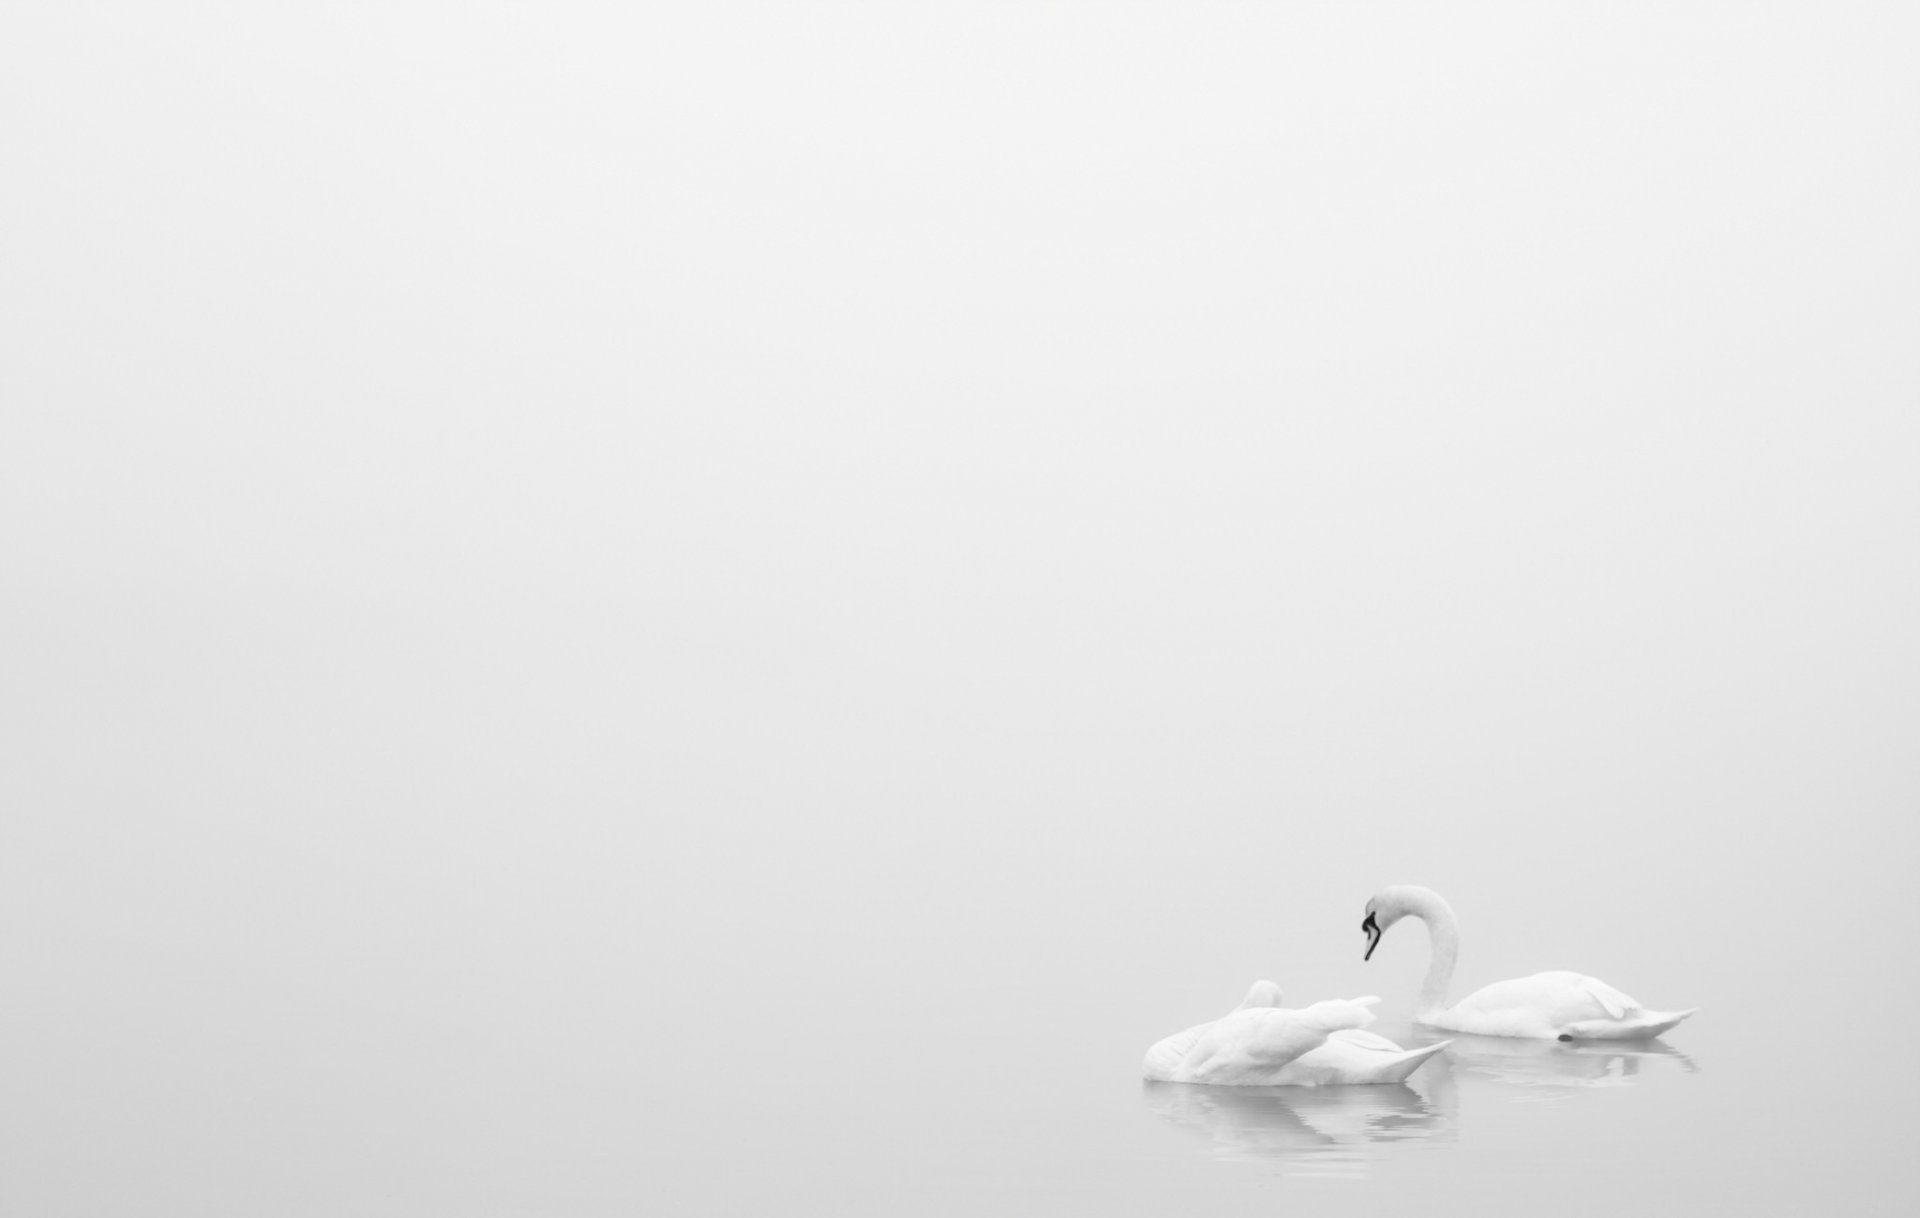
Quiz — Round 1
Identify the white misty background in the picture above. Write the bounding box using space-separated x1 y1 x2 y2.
2 4 1915 1213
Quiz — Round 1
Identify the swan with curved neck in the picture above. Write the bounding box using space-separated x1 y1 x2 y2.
1361 885 1697 1041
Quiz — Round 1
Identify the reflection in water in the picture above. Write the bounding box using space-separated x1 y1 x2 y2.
1416 1029 1699 1100
1144 1034 1700 1175
1141 1081 1452 1179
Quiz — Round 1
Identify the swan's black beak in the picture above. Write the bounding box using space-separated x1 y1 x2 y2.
1362 912 1382 961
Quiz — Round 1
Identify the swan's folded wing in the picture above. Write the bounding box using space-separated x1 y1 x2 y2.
1326 1028 1405 1053
1578 976 1635 1020
1240 998 1378 1064
1300 996 1380 1030
1238 1012 1339 1065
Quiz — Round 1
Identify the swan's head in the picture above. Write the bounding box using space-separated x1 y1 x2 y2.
1361 906 1387 960
1360 888 1419 961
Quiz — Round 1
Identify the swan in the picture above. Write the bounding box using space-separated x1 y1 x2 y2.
1360 886 1698 1041
1143 981 1451 1085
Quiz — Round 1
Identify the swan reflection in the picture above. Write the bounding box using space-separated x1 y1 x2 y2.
1417 1030 1698 1098
1140 1080 1452 1179
1143 1035 1698 1173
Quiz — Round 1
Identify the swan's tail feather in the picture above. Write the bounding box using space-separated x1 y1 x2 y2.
1142 1025 1208 1081
1379 1039 1450 1083
1640 1008 1699 1038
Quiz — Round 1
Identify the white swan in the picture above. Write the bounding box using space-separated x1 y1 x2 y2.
1360 886 1698 1041
1143 981 1451 1085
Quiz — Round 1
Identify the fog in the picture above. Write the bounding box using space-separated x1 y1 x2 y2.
4 3 1917 1214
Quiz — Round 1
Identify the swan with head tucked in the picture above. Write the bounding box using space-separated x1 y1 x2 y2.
1360 886 1698 1041
1144 981 1451 1085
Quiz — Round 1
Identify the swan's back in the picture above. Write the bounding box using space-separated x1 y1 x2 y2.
1438 971 1696 1040
1144 998 1379 1085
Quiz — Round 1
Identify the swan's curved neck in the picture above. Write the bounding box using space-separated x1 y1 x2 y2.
1399 888 1460 1019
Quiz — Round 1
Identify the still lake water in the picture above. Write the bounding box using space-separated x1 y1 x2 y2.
5 610 1916 1216
5 842 1911 1218
6 521 1914 1217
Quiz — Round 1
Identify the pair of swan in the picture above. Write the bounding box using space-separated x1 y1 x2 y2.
1144 885 1696 1086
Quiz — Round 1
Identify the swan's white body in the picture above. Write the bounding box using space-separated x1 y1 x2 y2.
1143 981 1451 1086
1362 886 1697 1041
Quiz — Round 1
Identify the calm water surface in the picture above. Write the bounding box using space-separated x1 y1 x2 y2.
7 910 1904 1217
